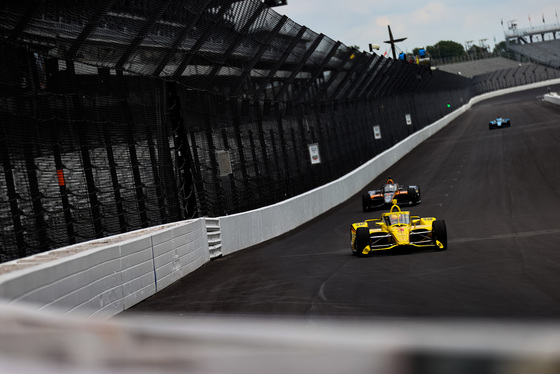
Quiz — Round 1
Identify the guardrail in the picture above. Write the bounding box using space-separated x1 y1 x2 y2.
1 78 559 319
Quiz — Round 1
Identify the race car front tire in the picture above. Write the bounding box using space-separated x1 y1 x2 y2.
432 220 448 251
353 227 370 256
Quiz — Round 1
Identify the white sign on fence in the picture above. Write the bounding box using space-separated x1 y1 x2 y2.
308 143 321 164
373 125 381 139
216 150 232 176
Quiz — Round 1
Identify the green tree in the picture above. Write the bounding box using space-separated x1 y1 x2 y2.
493 41 507 54
467 44 489 58
425 40 465 59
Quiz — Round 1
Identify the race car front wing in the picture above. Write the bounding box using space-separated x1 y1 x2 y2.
367 229 434 250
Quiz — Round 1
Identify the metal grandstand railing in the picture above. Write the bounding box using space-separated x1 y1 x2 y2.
504 21 560 69
0 0 554 262
504 23 560 40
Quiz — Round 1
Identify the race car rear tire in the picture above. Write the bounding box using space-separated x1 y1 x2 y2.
362 193 370 212
353 227 370 256
408 186 421 205
432 220 447 251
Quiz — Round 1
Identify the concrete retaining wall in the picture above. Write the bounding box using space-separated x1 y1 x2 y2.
0 219 210 318
544 91 560 105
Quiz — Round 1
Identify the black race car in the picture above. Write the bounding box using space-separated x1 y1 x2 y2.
362 179 421 212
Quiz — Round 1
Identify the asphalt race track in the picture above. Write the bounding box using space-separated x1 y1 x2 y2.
122 85 560 319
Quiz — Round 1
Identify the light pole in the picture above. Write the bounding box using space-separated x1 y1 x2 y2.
465 40 473 60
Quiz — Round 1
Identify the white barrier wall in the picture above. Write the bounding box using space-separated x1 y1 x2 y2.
544 91 560 105
471 78 560 105
0 78 559 318
0 219 210 318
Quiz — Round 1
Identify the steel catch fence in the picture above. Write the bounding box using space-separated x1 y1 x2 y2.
2 0 553 262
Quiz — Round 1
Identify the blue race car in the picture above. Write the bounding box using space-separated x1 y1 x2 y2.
489 117 511 130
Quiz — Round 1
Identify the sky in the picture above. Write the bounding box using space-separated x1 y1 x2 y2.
275 0 560 54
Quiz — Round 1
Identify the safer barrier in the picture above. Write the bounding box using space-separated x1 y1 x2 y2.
544 91 560 105
0 219 210 318
0 79 559 318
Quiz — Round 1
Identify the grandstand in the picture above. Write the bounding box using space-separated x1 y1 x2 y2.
505 21 560 68
436 21 560 86
508 39 560 69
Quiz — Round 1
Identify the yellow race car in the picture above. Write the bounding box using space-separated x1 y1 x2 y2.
351 200 447 256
